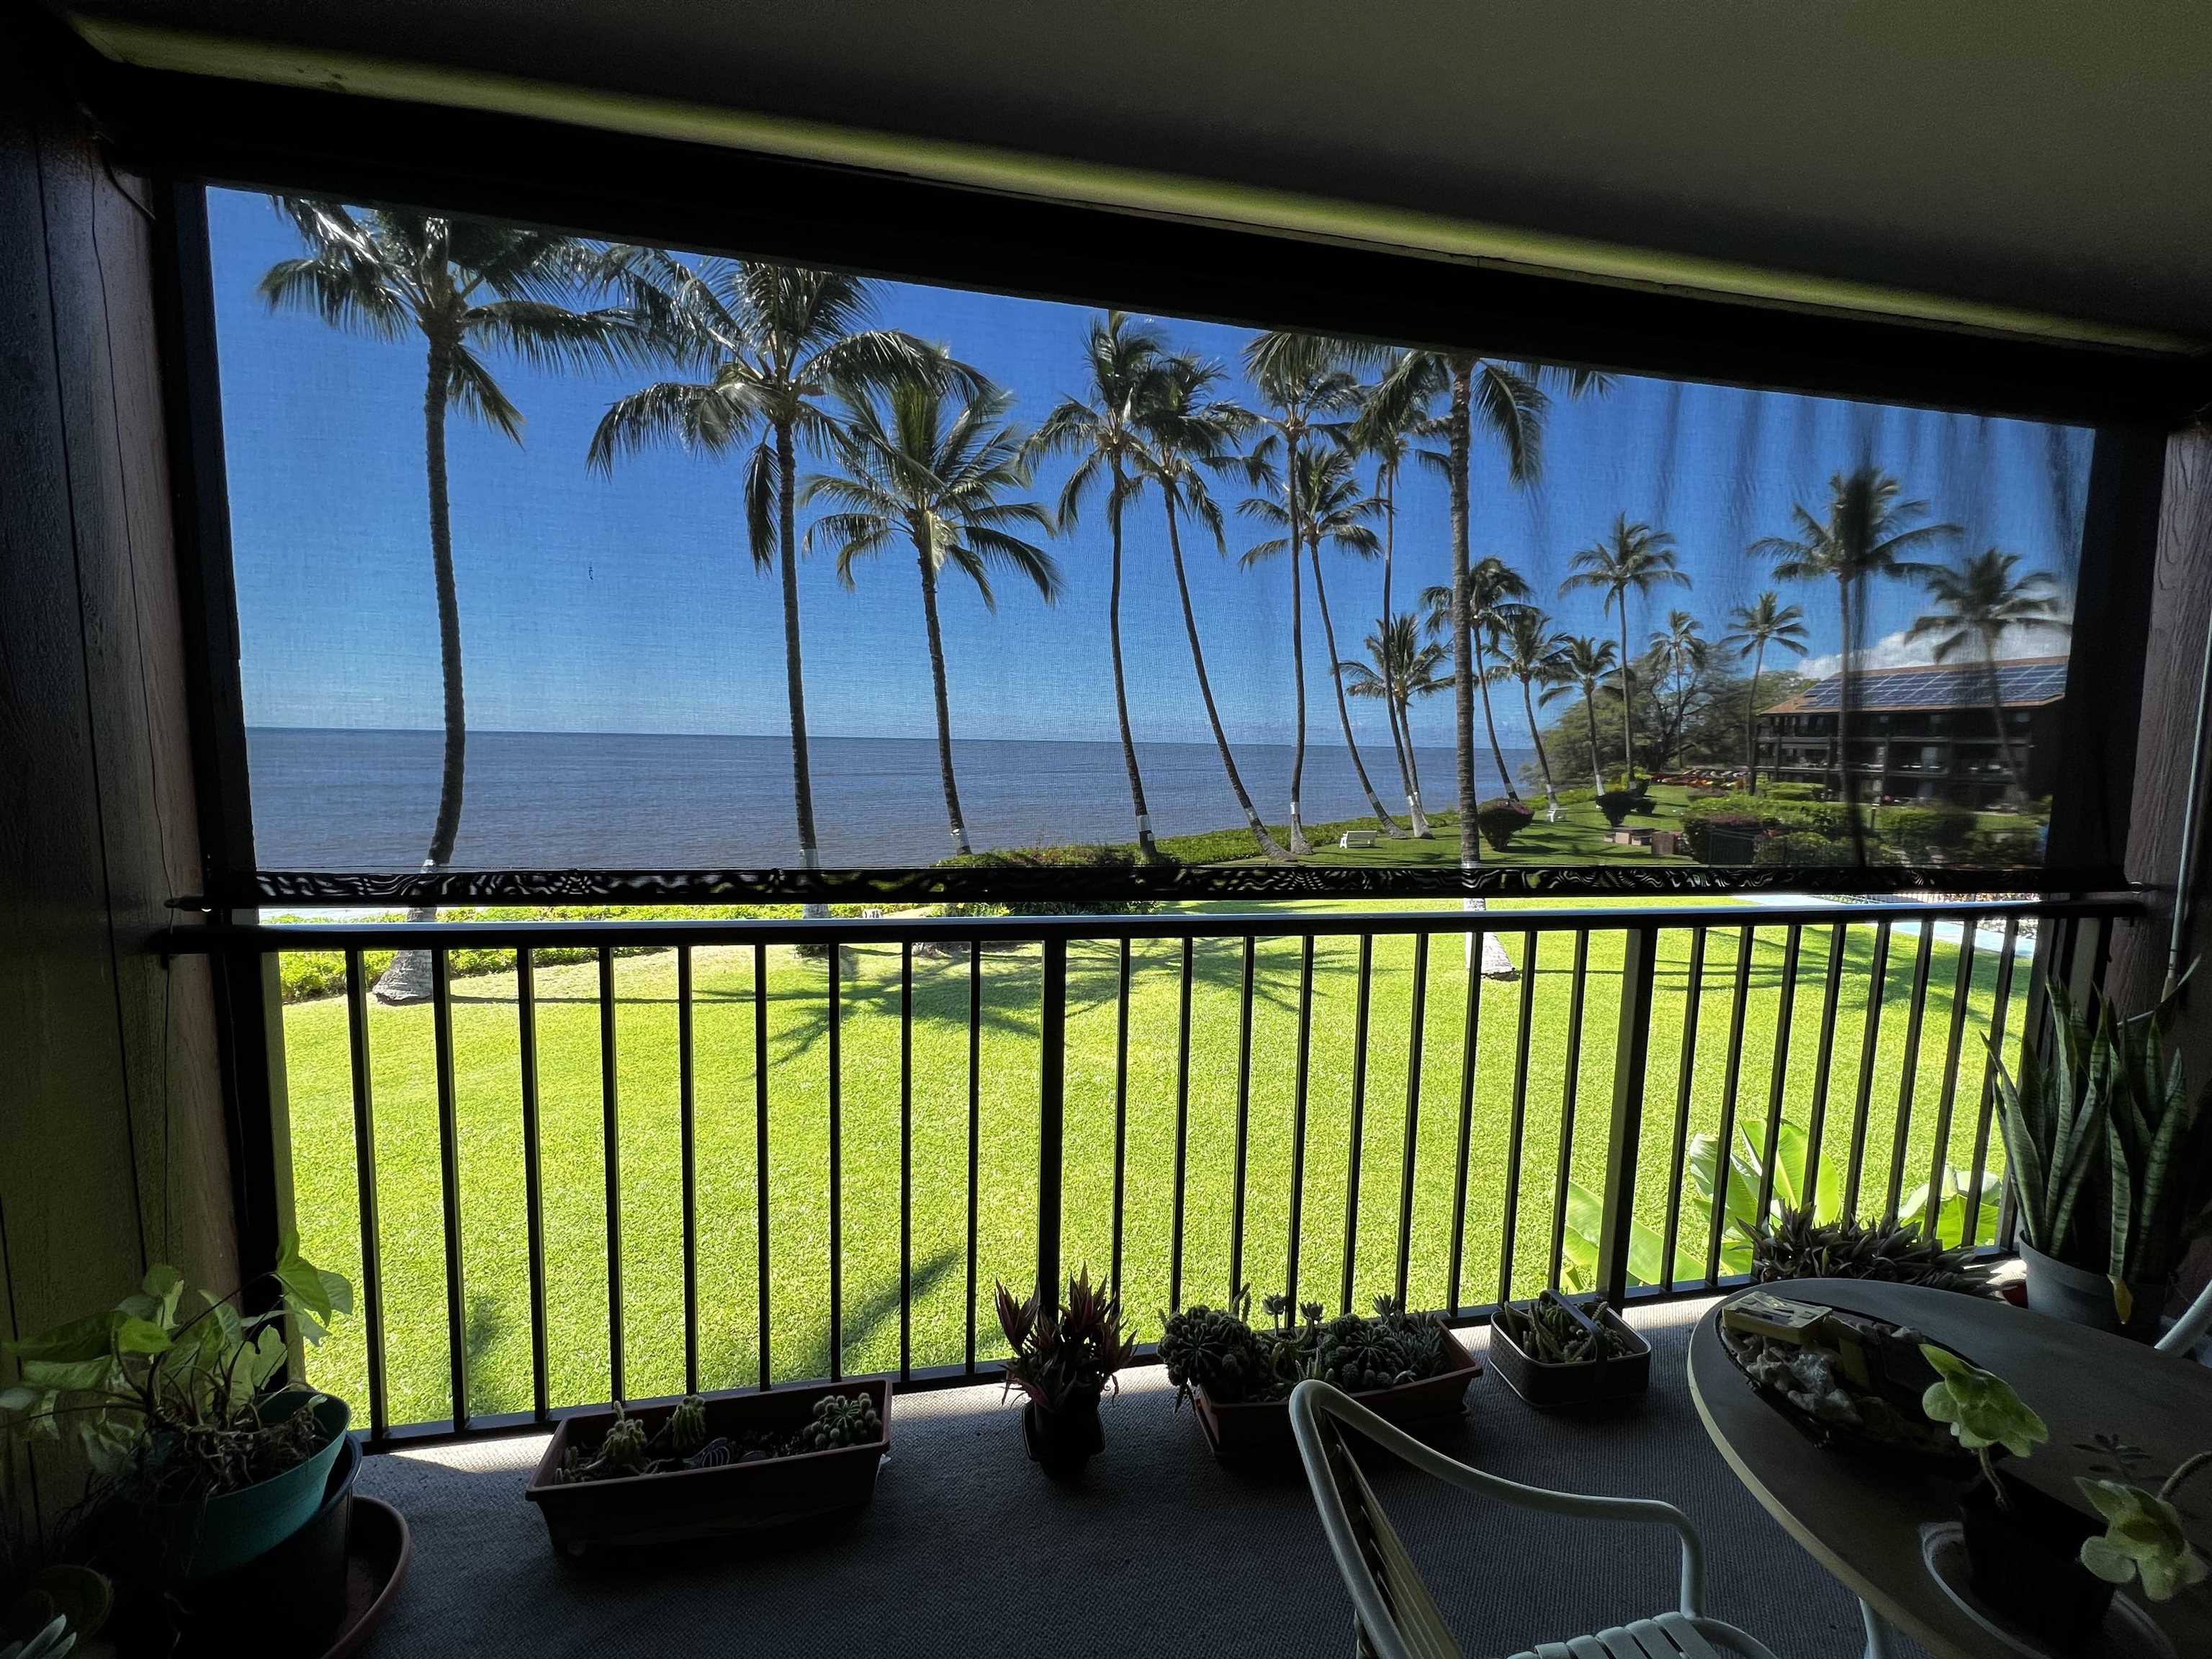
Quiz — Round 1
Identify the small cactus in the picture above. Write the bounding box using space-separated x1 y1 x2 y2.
667 1395 709 1456
793 1393 881 1453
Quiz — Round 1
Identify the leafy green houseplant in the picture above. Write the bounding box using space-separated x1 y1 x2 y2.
1993 979 2212 1335
1920 1346 2121 1640
995 1267 1136 1477
2076 1450 2210 1603
0 1233 353 1581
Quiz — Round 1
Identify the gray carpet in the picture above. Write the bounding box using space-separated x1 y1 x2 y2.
356 1298 1914 1658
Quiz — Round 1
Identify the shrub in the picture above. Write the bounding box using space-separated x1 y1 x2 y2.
1763 781 1825 801
1881 805 1976 860
1970 823 2045 866
1475 797 1534 852
1682 811 1763 863
1595 788 1651 828
1753 830 1858 867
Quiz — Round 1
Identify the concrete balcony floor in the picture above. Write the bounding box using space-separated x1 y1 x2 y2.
354 1298 1911 1658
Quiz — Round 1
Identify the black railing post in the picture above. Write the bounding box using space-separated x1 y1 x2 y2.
1037 935 1066 1305
1596 926 1659 1305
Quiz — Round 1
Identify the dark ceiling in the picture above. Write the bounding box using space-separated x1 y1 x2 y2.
63 0 2212 342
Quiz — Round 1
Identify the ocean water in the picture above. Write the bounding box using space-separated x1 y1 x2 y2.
246 728 1540 870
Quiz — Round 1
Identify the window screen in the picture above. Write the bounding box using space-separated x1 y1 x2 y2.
207 190 2091 900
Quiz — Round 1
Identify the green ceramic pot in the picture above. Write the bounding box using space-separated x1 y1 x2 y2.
156 1390 353 1580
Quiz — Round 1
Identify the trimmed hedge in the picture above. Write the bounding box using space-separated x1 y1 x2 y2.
1475 797 1535 852
1753 831 1859 867
1881 805 1976 858
1763 781 1826 801
1970 823 2045 866
935 844 1161 915
1595 788 1653 828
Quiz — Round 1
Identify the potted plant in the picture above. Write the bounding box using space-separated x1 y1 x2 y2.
1920 1344 2118 1643
526 1383 889 1555
0 1232 354 1585
1740 1206 1990 1295
1159 1290 1480 1462
1992 979 2212 1337
2074 1447 2210 1604
1489 1292 1650 1408
994 1267 1135 1479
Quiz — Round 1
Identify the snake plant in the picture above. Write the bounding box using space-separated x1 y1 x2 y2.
1993 979 2212 1318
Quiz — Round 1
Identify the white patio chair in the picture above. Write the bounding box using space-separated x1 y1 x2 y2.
1290 1380 1785 1659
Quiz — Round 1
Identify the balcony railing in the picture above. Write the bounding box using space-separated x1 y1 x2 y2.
185 895 2127 1449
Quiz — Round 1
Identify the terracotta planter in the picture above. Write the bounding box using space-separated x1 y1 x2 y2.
1958 1470 2114 1647
1191 1329 1481 1465
526 1383 889 1557
1490 1295 1651 1408
2020 1244 2160 1341
1020 1393 1105 1478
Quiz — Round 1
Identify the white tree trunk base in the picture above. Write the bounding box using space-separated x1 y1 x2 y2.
373 907 439 1003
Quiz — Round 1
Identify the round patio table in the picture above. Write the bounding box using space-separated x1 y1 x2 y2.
1687 1279 2212 1659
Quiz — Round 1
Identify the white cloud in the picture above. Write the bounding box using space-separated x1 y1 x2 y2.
1797 619 2072 682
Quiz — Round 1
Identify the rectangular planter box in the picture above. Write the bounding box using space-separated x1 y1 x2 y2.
1489 1296 1650 1408
526 1382 889 1556
1192 1329 1482 1464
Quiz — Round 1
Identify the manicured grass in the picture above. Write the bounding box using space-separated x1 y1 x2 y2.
280 897 2020 1427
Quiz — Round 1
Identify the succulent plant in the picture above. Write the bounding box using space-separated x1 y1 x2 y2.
1159 1295 1267 1408
793 1392 881 1452
1740 1205 1988 1295
665 1395 709 1456
1494 1295 1636 1364
997 1266 1138 1414
1311 1316 1420 1393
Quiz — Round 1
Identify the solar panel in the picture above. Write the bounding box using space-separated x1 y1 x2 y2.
1791 662 2067 711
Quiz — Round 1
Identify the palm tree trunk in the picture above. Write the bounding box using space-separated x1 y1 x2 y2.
1286 439 1311 857
1382 470 1424 834
1472 635 1518 801
1447 372 1478 874
1583 690 1605 792
1519 676 1559 818
1447 364 1515 979
1745 642 1766 793
377 335 464 1005
1164 495 1287 860
917 552 971 855
1837 576 1869 863
1105 462 1158 860
1615 604 1636 786
777 421 830 925
1308 540 1401 836
1980 635 2026 796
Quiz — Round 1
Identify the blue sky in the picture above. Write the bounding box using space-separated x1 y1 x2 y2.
208 187 2089 752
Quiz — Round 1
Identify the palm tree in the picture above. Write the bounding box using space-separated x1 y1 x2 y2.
1540 636 1622 793
1645 609 1710 771
1029 313 1172 859
261 200 638 1003
1244 444 1398 837
1719 591 1810 792
1339 613 1449 837
1241 331 1375 850
1903 549 2067 796
1357 347 1606 885
1131 354 1289 860
1752 468 1958 837
1489 608 1570 819
590 252 966 912
1423 557 1532 802
1561 516 1687 788
1352 382 1432 831
804 380 1061 855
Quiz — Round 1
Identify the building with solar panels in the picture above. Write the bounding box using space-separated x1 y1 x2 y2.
1753 655 2066 807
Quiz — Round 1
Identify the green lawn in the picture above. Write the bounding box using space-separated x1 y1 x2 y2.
279 898 2023 1427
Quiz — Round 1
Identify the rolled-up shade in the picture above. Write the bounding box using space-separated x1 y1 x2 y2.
207 187 2098 903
